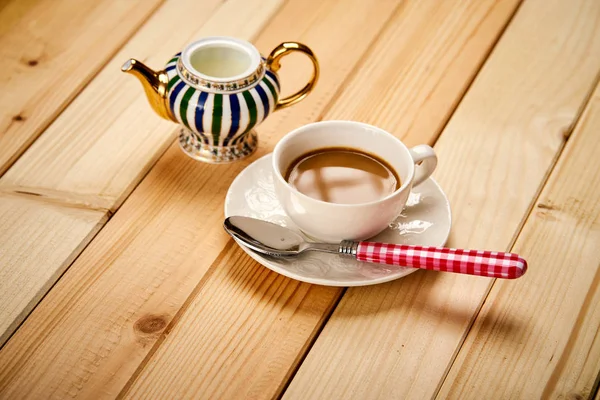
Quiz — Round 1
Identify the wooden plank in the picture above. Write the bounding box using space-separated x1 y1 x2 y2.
127 244 341 399
283 0 600 399
119 0 526 398
0 0 282 211
0 0 163 175
0 0 280 332
0 194 107 346
437 84 600 399
326 0 519 142
0 0 403 397
0 0 282 394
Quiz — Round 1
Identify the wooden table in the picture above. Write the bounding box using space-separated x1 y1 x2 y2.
1 0 599 398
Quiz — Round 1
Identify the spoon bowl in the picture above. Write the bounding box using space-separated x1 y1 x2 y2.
224 216 342 256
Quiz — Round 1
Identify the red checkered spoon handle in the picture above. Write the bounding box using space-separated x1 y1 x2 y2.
355 242 527 279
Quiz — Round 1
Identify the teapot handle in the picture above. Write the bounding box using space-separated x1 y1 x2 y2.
266 42 319 111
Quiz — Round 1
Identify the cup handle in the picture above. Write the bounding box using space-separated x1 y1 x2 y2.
266 42 319 111
409 145 437 187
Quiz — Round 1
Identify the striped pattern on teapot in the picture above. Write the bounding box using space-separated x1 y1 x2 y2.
165 53 280 148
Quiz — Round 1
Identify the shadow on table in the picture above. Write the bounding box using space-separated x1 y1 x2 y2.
218 241 523 342
330 268 525 343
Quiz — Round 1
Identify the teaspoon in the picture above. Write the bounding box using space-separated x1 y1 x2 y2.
224 216 527 279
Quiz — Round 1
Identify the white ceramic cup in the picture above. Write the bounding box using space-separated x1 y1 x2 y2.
272 120 437 243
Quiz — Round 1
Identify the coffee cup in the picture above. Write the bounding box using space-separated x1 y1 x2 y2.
272 120 437 242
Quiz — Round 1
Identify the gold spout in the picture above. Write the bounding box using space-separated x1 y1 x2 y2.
121 59 175 121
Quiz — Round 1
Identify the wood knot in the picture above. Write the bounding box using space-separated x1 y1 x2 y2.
27 60 39 67
537 203 558 211
12 114 25 122
134 314 168 335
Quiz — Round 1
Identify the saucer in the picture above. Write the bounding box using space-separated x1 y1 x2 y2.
224 154 452 286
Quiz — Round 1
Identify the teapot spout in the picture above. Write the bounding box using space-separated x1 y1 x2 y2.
121 59 175 121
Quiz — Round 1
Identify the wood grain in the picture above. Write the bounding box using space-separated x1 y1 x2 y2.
126 244 341 399
0 0 282 395
0 0 402 397
323 0 521 143
0 0 282 212
0 0 281 344
0 0 38 37
284 0 600 398
121 0 528 398
0 0 163 175
437 84 600 399
0 194 106 346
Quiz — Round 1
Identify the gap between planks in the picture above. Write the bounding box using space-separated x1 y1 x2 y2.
120 0 529 398
0 0 165 176
0 0 404 397
433 67 600 400
276 2 527 394
437 81 600 398
116 239 235 398
0 0 536 396
0 193 109 348
282 0 600 398
117 0 411 392
0 0 286 358
593 372 600 399
315 0 524 145
118 0 441 391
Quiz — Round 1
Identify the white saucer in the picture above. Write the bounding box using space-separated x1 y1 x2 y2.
224 154 452 286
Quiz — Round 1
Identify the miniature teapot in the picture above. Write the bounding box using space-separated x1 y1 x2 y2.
122 36 319 163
